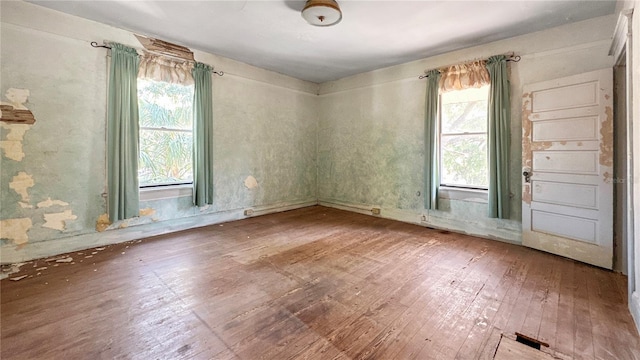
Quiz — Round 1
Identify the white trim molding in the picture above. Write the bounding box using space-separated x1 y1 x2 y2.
1 200 317 265
610 9 634 59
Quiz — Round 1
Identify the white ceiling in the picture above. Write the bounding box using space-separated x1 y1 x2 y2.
28 0 616 83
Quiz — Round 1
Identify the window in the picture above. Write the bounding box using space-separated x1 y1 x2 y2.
137 78 194 187
439 85 489 189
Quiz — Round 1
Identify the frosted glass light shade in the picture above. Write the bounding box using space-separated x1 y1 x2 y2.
301 0 342 27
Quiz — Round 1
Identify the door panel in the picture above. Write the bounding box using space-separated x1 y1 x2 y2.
532 181 598 209
522 68 613 269
532 116 599 142
531 81 599 111
532 151 599 174
531 210 598 243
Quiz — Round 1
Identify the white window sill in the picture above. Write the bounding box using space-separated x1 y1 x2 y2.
140 184 193 201
439 186 488 204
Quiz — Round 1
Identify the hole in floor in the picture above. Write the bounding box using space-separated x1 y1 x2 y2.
515 332 549 351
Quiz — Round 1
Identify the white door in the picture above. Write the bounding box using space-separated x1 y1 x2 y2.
522 68 613 269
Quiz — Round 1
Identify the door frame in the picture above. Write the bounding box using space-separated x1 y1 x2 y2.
610 7 638 332
521 68 614 269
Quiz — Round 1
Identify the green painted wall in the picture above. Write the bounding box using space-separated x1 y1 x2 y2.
0 1 619 265
317 14 616 242
0 1 318 263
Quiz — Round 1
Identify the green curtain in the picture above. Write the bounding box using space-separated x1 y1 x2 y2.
107 43 140 222
486 55 511 219
192 62 214 206
424 69 441 210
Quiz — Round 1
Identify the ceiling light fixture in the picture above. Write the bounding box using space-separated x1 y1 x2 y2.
301 0 342 27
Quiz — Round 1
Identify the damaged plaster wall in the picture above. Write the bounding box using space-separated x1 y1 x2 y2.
317 15 616 243
1 1 317 263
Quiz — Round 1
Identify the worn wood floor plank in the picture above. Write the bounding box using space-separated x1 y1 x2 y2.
2 206 639 360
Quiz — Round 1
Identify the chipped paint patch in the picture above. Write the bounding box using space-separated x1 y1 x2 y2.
0 87 35 123
37 197 70 208
118 221 130 229
0 123 32 161
139 207 156 216
0 262 29 279
42 210 77 231
95 213 110 232
9 171 34 202
0 218 32 245
603 171 613 183
599 106 614 168
1 88 30 110
9 275 28 281
521 92 552 205
244 175 258 189
19 202 33 209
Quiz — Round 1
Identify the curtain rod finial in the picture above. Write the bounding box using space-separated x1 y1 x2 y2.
91 41 111 49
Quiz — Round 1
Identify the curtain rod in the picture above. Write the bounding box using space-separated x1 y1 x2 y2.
417 54 521 79
90 41 224 77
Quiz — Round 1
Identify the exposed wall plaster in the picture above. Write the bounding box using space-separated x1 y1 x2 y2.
0 88 35 124
95 214 110 232
37 198 70 208
244 175 258 189
0 123 32 161
42 210 77 231
600 106 614 168
0 88 34 160
521 92 553 205
0 218 33 245
9 171 34 202
139 208 156 216
0 88 30 110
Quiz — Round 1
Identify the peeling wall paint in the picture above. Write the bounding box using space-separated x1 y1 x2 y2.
0 1 618 263
95 214 110 233
244 176 258 189
0 123 31 161
0 88 35 161
600 106 614 168
9 171 34 203
1 1 317 262
317 15 616 242
520 92 552 205
42 210 77 231
37 198 69 208
0 218 32 245
138 208 156 217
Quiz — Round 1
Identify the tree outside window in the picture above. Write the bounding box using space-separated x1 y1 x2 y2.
137 79 194 187
440 86 489 189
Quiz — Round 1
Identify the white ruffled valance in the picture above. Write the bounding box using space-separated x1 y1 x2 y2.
439 60 489 92
138 51 194 85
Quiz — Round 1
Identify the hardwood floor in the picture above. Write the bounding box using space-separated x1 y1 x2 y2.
2 206 639 359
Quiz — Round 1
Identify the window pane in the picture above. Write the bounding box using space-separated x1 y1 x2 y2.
441 134 488 188
441 86 489 134
138 79 194 130
137 79 194 187
139 129 193 186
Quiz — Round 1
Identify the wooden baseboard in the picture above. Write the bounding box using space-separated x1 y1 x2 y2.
0 200 317 264
318 199 521 245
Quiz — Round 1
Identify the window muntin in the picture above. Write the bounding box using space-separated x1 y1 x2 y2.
137 78 194 187
439 86 489 189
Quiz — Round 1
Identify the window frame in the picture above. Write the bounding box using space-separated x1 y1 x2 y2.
137 78 195 189
438 86 490 191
